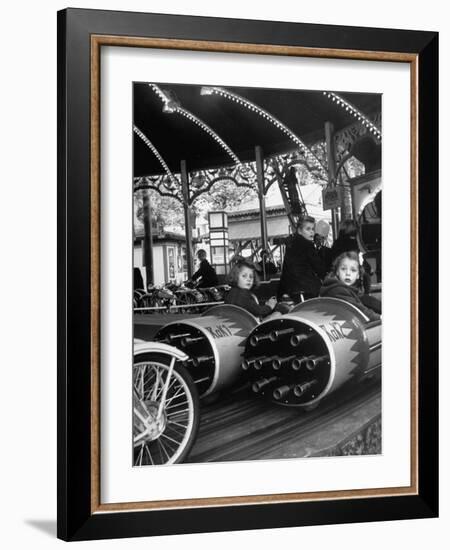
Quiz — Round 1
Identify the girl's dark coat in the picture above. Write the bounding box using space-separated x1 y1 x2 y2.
319 275 380 321
224 286 273 317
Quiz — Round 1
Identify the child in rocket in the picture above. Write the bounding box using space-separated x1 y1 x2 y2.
319 251 380 322
225 260 277 318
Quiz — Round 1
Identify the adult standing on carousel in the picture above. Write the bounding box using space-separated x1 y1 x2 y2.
329 219 360 264
277 215 327 303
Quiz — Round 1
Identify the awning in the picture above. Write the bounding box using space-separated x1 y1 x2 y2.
133 82 381 177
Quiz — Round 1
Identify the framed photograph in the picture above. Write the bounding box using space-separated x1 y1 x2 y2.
57 8 438 541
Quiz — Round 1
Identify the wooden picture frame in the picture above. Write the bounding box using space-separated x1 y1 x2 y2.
57 8 438 541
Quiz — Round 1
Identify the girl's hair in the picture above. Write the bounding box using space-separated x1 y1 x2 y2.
332 251 364 288
297 215 315 230
227 260 260 289
338 218 357 238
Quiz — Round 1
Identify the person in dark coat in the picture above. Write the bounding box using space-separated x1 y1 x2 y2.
225 260 277 318
257 249 278 278
314 219 332 272
319 251 380 321
191 249 218 288
314 232 333 275
277 216 326 302
329 219 359 263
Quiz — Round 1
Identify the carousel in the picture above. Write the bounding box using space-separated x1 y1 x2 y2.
132 81 382 465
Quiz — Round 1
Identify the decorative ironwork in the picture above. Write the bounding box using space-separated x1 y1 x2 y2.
133 145 327 215
134 161 257 206
188 165 256 204
333 113 382 178
134 175 183 203
264 149 328 192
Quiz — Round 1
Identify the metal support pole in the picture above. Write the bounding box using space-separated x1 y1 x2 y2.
181 160 194 278
325 121 340 240
255 145 268 280
142 189 154 287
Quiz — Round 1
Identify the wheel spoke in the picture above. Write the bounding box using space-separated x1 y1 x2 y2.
133 367 144 398
139 368 145 398
150 368 162 401
166 407 190 416
160 432 183 447
166 376 178 394
165 399 189 410
137 443 145 466
167 414 189 425
145 444 155 465
134 430 149 445
164 387 184 405
133 357 196 465
168 420 188 429
157 438 172 461
133 407 148 425
142 373 156 401
165 425 186 438
155 373 170 402
159 433 178 453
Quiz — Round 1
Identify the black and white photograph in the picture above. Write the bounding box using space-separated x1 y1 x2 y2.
132 82 382 466
50 3 440 542
0 0 445 545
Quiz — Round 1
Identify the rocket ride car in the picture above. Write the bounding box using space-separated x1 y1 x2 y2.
133 305 258 466
133 298 381 464
241 297 381 408
153 304 258 398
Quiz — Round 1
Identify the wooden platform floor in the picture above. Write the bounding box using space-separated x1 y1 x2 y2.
187 377 381 463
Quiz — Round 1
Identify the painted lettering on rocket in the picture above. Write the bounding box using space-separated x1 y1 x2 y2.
205 324 233 339
319 322 346 342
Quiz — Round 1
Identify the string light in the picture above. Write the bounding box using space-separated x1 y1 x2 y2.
322 91 382 140
148 83 241 166
201 86 328 177
148 83 172 106
133 125 181 195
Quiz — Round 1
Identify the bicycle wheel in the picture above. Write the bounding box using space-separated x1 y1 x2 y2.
133 352 200 465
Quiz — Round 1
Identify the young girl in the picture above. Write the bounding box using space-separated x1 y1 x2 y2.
225 260 277 318
329 218 372 294
319 251 380 321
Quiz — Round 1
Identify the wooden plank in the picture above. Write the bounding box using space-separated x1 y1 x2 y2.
188 378 381 463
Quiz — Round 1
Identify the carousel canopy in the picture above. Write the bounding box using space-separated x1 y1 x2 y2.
133 82 381 178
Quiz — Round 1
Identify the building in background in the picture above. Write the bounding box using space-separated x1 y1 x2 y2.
134 229 188 287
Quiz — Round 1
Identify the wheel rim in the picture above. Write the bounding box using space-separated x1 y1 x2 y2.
133 360 195 465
